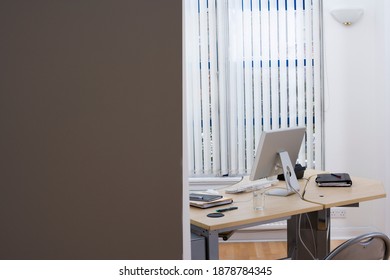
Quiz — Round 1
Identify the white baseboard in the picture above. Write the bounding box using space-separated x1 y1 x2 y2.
330 226 379 240
225 229 287 242
221 226 379 243
223 220 287 242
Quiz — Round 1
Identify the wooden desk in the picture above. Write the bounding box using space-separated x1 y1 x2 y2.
190 176 323 259
190 170 386 260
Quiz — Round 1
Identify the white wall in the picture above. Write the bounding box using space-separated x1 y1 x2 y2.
323 0 389 237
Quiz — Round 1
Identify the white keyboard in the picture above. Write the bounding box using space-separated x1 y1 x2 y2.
225 179 279 194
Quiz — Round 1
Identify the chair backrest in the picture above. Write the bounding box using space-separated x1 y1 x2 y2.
325 232 390 260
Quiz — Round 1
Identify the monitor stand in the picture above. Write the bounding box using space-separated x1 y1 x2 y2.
267 151 301 197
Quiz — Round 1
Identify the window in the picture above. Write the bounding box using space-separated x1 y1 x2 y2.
185 0 323 178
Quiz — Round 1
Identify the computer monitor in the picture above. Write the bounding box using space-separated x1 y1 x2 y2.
249 126 306 196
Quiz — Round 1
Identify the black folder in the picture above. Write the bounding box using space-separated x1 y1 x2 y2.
315 173 352 187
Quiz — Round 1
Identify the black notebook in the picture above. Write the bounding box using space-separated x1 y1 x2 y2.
315 173 352 187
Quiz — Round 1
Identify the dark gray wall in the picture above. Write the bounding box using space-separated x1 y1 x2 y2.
0 0 182 259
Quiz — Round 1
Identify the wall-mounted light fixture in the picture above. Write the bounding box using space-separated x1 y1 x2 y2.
331 9 364 26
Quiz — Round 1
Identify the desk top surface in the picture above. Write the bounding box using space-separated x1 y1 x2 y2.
190 174 322 231
190 170 386 231
302 169 386 208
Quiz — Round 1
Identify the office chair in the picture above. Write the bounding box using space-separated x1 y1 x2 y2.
324 232 390 260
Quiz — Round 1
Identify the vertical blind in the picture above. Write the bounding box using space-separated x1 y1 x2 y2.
185 0 322 177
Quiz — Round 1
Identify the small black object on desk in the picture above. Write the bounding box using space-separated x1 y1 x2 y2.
216 206 238 213
277 164 306 180
207 213 224 218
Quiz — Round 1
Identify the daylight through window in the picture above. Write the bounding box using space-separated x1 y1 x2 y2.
185 0 323 177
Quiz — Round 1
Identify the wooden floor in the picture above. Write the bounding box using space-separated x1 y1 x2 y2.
219 240 345 260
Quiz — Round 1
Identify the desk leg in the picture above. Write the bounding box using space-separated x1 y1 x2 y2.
191 225 219 260
287 215 299 259
287 209 330 259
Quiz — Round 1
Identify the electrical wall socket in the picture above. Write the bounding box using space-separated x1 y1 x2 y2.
330 208 346 218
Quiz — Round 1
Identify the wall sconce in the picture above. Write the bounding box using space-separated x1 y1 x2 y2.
331 9 364 26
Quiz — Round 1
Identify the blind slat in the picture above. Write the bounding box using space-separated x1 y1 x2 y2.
236 1 246 174
287 0 297 128
260 0 271 131
279 0 288 129
296 0 306 164
199 0 212 173
313 0 323 170
208 0 220 175
305 0 315 169
252 0 262 145
217 0 229 175
243 0 254 169
269 1 280 130
228 0 240 174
